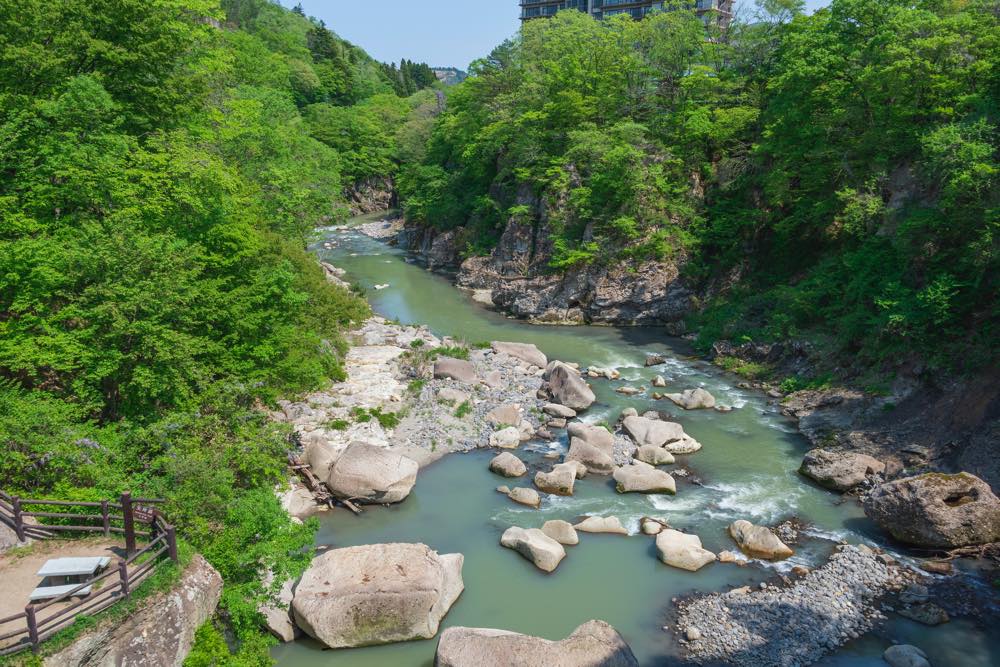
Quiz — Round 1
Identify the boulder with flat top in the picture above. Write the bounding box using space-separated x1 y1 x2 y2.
325 442 418 504
292 543 464 648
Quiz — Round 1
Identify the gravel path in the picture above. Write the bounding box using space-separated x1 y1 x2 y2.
676 545 908 667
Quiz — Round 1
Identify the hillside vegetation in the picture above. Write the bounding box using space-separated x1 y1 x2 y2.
0 0 431 662
400 0 999 376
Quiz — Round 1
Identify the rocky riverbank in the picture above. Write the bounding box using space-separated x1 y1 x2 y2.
675 545 908 667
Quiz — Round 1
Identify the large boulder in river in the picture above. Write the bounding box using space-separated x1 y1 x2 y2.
664 387 716 410
434 357 478 384
292 543 463 648
574 516 628 535
863 472 1000 548
622 416 701 454
883 644 931 667
566 438 614 475
542 520 579 545
500 527 566 572
613 461 676 494
491 341 547 368
799 448 885 491
435 620 639 667
634 444 675 466
547 361 596 410
656 529 716 571
489 452 527 477
534 463 577 496
507 487 541 508
325 442 418 504
728 520 794 560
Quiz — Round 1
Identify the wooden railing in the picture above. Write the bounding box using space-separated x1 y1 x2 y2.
0 490 178 656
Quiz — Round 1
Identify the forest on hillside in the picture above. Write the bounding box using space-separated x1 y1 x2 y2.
0 0 437 662
400 0 999 377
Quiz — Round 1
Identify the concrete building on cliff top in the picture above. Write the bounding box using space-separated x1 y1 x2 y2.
519 0 734 28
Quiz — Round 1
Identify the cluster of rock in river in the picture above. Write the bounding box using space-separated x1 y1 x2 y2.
265 299 1000 665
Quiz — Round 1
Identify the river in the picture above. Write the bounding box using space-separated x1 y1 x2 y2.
271 214 999 666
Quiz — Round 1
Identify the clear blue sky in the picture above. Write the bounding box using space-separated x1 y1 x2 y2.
287 1 831 71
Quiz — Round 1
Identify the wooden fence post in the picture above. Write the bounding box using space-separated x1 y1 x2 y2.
121 492 135 556
165 525 178 563
25 605 39 652
101 500 110 537
118 559 130 598
11 496 25 542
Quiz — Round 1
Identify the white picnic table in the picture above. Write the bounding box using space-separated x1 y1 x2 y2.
35 556 111 578
30 556 111 602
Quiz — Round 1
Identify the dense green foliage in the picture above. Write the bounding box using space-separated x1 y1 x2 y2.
0 0 407 662
381 59 439 97
401 0 999 372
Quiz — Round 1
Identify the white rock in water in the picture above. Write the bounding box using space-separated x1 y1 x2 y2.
489 452 527 478
500 527 566 572
656 529 716 571
664 387 716 410
574 516 628 535
728 520 794 560
541 520 579 546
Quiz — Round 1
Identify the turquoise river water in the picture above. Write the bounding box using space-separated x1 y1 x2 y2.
272 215 998 666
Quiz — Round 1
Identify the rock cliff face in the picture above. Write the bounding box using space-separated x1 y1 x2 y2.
346 176 396 216
44 555 222 667
399 216 692 326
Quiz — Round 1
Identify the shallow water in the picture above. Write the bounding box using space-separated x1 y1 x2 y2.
272 215 999 666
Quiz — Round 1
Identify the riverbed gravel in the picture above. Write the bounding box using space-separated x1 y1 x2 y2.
676 545 909 667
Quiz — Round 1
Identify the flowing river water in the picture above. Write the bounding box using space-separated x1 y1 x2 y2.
272 214 998 666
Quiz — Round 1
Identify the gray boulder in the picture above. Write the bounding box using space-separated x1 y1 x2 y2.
664 387 716 410
656 530 716 571
799 448 885 491
863 472 1000 547
292 543 463 648
548 362 596 410
491 341 547 368
613 461 676 494
434 357 478 384
326 442 418 504
728 520 794 560
500 527 566 572
534 463 578 496
883 644 931 667
489 452 527 477
435 620 639 667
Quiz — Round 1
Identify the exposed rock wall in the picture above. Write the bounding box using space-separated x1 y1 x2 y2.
44 555 222 667
345 176 396 216
398 218 692 326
